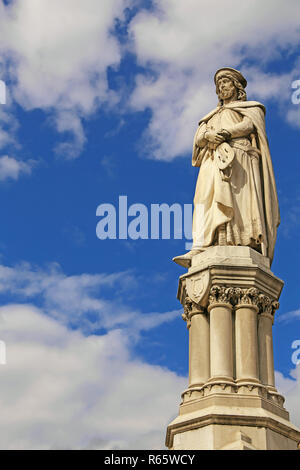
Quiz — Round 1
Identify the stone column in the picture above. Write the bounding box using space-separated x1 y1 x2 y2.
234 288 260 384
258 297 278 389
207 286 234 383
183 297 210 388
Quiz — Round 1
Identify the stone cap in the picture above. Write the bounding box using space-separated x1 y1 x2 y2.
177 246 284 309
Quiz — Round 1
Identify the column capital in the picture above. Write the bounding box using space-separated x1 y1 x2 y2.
258 295 279 321
208 285 234 309
182 296 205 328
208 286 262 309
233 287 260 310
207 285 279 318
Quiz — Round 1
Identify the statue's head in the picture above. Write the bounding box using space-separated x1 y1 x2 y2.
214 67 247 105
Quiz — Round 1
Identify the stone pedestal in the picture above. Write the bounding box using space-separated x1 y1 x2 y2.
166 246 300 450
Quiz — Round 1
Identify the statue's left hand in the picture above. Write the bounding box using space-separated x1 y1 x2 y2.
217 129 232 140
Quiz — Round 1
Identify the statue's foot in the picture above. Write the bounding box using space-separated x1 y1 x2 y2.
172 250 204 268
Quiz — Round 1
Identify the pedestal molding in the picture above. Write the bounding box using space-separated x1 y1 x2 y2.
166 413 300 450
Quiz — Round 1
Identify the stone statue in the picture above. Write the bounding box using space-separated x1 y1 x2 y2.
174 67 280 268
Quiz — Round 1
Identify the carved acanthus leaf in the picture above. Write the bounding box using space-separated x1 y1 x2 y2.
208 285 279 315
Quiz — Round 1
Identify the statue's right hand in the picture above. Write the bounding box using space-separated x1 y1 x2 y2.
204 130 226 145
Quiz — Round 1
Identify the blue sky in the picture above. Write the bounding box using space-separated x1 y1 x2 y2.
0 0 300 449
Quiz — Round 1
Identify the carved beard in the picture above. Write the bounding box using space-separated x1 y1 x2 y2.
218 84 236 101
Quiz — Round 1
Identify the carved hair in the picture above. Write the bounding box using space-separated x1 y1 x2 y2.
216 74 247 106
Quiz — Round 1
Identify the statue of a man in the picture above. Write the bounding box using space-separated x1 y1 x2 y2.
174 67 280 268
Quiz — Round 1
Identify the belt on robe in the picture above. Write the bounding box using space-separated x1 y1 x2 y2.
230 141 261 156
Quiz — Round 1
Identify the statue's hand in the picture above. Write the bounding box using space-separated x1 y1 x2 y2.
205 130 226 145
218 129 232 140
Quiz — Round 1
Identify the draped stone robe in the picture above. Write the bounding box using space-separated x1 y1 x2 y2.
192 101 280 262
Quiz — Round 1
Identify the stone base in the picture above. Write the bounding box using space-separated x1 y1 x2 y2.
168 246 300 450
167 422 299 450
166 394 300 450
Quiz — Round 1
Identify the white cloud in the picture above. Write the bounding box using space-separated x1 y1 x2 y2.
286 105 300 130
0 0 132 157
277 308 300 323
0 304 185 449
0 90 20 151
0 301 297 450
129 0 300 160
2 1 299 160
0 110 17 150
0 155 33 181
0 259 185 449
275 366 300 429
0 261 179 334
0 88 36 179
53 110 87 159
